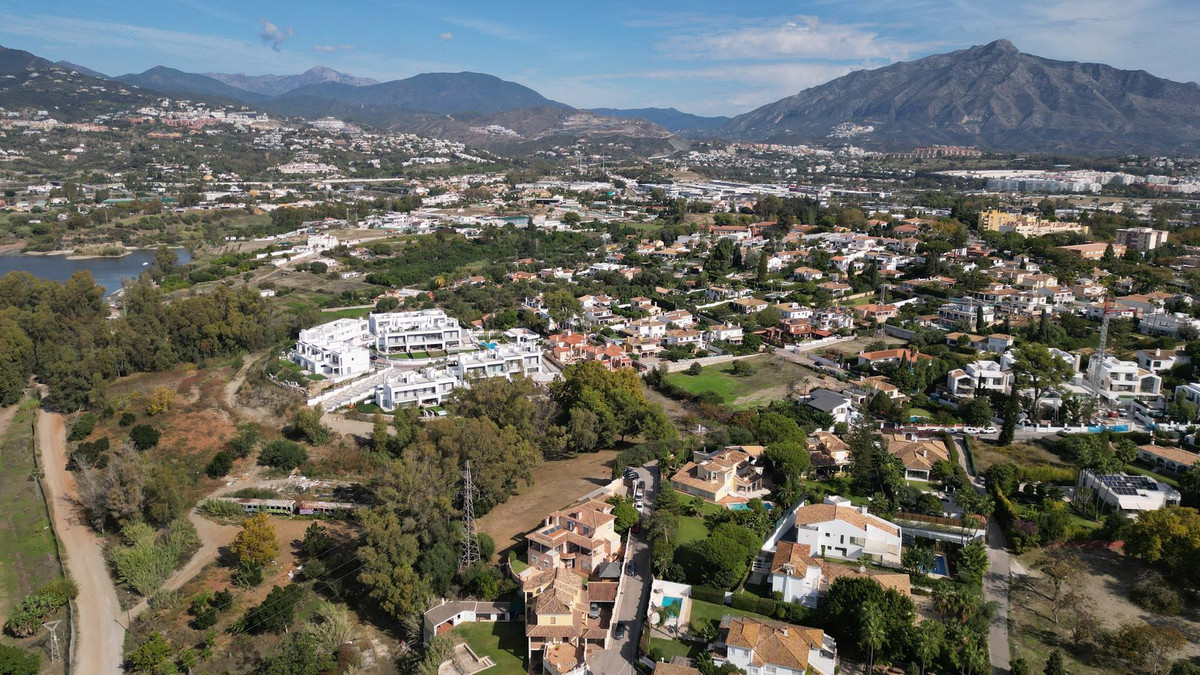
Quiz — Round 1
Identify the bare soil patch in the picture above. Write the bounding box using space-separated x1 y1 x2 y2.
479 450 619 556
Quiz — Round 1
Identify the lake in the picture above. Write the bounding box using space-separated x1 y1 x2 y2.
0 249 193 296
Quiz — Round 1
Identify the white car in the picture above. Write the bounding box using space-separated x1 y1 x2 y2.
981 426 998 434
963 426 981 435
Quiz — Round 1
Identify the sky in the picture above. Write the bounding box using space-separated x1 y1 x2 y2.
2 0 1198 116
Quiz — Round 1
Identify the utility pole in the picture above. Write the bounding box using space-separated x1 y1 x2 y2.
460 461 480 568
42 620 62 663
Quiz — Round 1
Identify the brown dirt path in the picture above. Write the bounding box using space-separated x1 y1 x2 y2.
37 409 125 674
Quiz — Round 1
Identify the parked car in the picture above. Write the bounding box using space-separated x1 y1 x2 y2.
982 426 998 434
615 623 627 640
589 602 600 619
625 561 636 576
963 426 980 435
637 480 646 491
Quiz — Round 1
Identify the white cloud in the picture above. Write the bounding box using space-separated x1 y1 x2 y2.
338 44 356 52
441 17 529 41
312 45 336 53
438 32 454 42
662 15 911 62
257 19 293 51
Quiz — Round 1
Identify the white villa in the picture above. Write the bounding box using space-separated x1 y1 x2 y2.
369 309 465 354
291 318 372 378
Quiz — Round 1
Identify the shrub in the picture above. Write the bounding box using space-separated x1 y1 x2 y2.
68 413 95 441
69 437 110 470
212 589 234 612
731 592 776 617
199 499 245 517
148 589 182 611
234 585 299 634
2 579 77 638
259 439 308 471
110 521 199 597
690 585 727 604
206 451 233 478
119 411 137 427
233 561 264 588
1131 572 1184 615
227 423 259 459
687 362 703 375
145 387 177 416
129 424 161 451
0 644 40 674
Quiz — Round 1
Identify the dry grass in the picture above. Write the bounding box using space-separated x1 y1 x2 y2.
479 450 619 556
972 439 1074 474
1010 547 1200 673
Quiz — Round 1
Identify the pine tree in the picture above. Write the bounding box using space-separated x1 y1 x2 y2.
756 249 769 283
1044 649 1065 675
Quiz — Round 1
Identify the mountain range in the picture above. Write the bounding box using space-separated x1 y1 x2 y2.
6 40 1200 154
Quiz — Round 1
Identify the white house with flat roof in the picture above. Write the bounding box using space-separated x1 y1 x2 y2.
369 309 465 354
450 344 542 381
1077 470 1181 513
375 367 459 410
290 318 372 378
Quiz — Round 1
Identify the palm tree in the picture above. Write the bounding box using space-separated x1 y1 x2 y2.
913 618 945 675
860 603 885 671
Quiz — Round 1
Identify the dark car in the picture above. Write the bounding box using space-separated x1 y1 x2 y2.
625 561 637 576
615 622 627 640
637 480 646 491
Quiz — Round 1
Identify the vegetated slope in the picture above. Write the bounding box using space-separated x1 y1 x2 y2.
589 107 730 134
115 66 268 103
204 66 377 97
287 71 569 114
722 39 1200 154
0 45 153 120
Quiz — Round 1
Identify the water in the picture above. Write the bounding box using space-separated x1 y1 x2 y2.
0 249 191 296
729 501 775 511
921 553 950 576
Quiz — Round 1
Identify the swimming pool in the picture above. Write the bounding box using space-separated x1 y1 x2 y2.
921 553 949 576
661 596 682 611
729 501 774 511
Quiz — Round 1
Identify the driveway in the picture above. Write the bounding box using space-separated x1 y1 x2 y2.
37 409 125 675
587 464 658 674
954 436 1011 674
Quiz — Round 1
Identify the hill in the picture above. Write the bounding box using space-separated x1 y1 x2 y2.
288 71 568 115
589 107 729 134
115 66 268 103
0 45 154 120
204 66 377 97
721 39 1200 154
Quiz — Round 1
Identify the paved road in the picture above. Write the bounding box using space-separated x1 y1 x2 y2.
37 409 125 675
954 437 1011 674
587 464 658 675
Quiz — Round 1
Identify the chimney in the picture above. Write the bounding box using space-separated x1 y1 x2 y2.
781 628 788 636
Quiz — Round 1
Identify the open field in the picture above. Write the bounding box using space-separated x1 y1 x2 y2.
1010 547 1200 674
971 439 1076 476
448 621 526 675
817 335 907 357
479 450 619 556
0 399 62 620
664 354 819 409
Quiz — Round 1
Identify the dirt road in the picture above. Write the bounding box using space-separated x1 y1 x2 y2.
37 409 125 674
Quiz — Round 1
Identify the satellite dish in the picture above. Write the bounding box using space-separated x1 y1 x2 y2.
649 612 660 626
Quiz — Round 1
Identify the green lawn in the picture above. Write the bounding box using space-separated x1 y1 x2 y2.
695 501 725 517
649 637 702 662
448 621 526 675
909 407 934 419
1123 463 1181 488
688 598 772 634
508 551 528 574
318 306 372 320
664 355 817 409
677 517 709 546
0 399 63 618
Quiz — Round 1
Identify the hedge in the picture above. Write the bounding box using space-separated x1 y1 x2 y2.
690 585 727 604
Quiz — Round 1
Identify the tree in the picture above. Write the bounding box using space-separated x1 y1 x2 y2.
912 620 944 675
756 250 769 283
0 644 40 675
372 412 389 455
206 451 233 478
145 387 176 415
375 296 400 313
1124 506 1200 589
128 632 173 672
258 439 308 471
566 407 601 454
236 584 300 634
690 523 761 589
860 603 885 670
1012 343 1075 413
227 422 259 459
607 495 639 533
259 632 335 675
902 543 937 578
957 539 989 585
1044 649 1065 675
729 359 755 377
129 424 161 451
687 362 703 376
1062 591 1099 647
756 412 804 445
1037 549 1081 623
762 442 810 482
999 392 1019 446
289 405 330 445
960 397 994 426
230 513 279 568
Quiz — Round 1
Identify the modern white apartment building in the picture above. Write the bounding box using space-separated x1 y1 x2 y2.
1139 311 1200 339
450 344 543 381
1115 227 1169 251
290 318 372 378
1086 355 1162 404
937 299 994 331
1077 471 1181 513
369 309 465 354
374 367 459 410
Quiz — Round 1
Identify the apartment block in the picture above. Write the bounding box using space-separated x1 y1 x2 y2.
1115 227 1169 251
368 309 465 353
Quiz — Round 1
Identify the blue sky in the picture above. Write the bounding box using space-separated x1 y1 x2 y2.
2 0 1197 115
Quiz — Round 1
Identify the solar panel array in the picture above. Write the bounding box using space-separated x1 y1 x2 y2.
1095 473 1158 496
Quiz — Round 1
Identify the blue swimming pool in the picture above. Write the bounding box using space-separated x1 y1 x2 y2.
661 596 682 611
729 501 774 511
921 553 949 576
